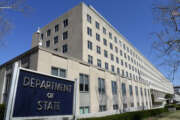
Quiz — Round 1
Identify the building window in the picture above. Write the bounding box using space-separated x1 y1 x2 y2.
131 103 134 107
112 81 117 95
41 33 43 40
122 83 126 96
5 73 12 99
63 31 68 40
117 67 120 74
46 40 50 48
125 62 127 68
123 103 127 110
129 85 133 96
95 21 100 29
110 54 114 61
51 67 66 78
79 74 89 92
88 41 92 50
129 73 132 79
126 71 128 77
99 105 106 112
96 33 100 41
120 50 123 56
96 46 101 54
123 43 126 50
113 104 118 110
128 55 130 61
115 47 118 53
87 14 91 23
110 43 113 50
109 32 112 39
47 29 51 37
21 56 30 69
87 27 92 36
62 44 68 53
121 60 124 66
98 78 105 94
54 36 58 44
111 65 115 72
55 24 59 32
88 55 93 64
122 70 125 77
104 50 108 58
136 86 138 96
97 59 102 68
103 38 107 46
124 53 127 59
63 19 68 27
80 106 89 114
105 62 109 70
114 36 117 43
129 64 131 70
116 57 119 64
103 27 106 34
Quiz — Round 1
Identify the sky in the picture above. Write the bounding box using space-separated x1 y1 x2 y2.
0 0 179 85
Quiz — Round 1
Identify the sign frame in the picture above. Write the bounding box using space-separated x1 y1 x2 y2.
4 62 77 120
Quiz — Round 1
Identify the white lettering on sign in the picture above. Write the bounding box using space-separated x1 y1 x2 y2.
37 101 60 111
23 76 72 93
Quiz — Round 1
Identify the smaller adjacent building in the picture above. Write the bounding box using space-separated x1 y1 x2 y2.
174 86 180 95
174 86 180 104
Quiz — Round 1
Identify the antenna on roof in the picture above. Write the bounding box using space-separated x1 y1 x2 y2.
35 27 42 47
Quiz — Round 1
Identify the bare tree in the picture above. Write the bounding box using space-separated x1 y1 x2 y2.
152 0 180 81
0 0 31 46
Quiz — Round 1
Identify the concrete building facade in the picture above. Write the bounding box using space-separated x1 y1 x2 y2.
0 2 173 118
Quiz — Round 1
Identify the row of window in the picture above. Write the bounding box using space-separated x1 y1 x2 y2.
86 17 142 64
80 100 150 114
87 55 140 79
51 67 150 99
87 40 141 68
45 31 68 47
41 19 68 39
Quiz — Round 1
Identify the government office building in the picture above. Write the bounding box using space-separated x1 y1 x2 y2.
0 2 173 117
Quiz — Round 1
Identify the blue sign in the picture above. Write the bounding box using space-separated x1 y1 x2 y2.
13 69 74 117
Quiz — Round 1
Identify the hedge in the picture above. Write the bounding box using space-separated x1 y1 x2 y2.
0 104 5 120
79 108 168 120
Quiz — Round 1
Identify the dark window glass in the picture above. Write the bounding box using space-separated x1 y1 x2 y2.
55 24 59 32
98 78 105 94
88 55 93 64
96 33 100 41
62 44 68 53
88 41 93 50
97 59 101 68
79 74 89 92
63 31 68 40
54 36 58 44
63 19 68 27
47 29 51 36
95 21 100 29
112 81 117 95
122 83 126 96
46 40 50 47
87 14 91 23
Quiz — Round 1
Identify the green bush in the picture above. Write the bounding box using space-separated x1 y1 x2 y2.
79 108 168 120
0 104 5 120
165 104 176 108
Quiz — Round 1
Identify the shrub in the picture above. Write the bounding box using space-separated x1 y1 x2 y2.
165 104 176 108
0 104 5 120
79 108 168 120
